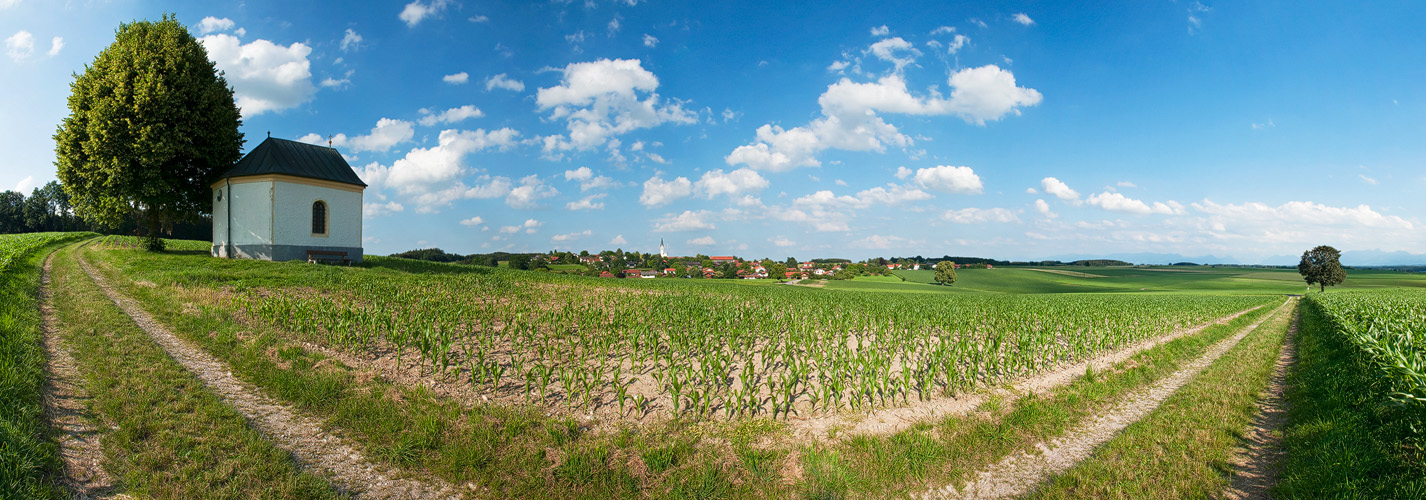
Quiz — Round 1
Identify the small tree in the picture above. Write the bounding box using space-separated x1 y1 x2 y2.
1298 245 1346 292
935 261 958 286
55 14 243 250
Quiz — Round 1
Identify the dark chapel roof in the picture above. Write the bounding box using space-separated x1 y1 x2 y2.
215 136 367 187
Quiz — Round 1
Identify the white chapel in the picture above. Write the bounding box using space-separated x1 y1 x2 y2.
211 136 366 263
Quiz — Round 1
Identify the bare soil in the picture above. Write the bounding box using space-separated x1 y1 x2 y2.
1221 305 1298 499
923 299 1292 499
40 253 118 499
76 256 457 499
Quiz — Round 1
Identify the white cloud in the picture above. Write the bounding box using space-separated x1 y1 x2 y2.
609 235 627 245
655 210 715 231
913 165 983 194
930 26 955 35
1358 174 1379 185
443 72 469 84
563 167 618 191
459 216 484 227
6 30 33 61
536 58 696 152
728 66 1040 171
199 34 316 116
1034 199 1056 218
1191 200 1416 250
639 175 692 206
1251 119 1275 130
566 194 607 211
485 73 524 92
1012 13 1035 26
197 17 236 34
1188 2 1211 34
46 36 62 56
552 230 593 242
695 168 769 199
418 105 484 126
320 76 350 89
687 235 717 246
827 60 849 72
363 201 404 217
607 18 621 36
943 207 1020 224
642 34 658 47
400 0 450 27
14 175 36 192
374 128 522 210
500 219 542 234
340 118 414 152
867 37 921 72
1041 177 1080 203
851 234 909 249
772 236 796 247
895 166 913 179
870 25 890 36
0 0 21 9
946 34 969 54
1086 192 1182 215
1116 181 1137 188
506 175 558 209
340 29 363 52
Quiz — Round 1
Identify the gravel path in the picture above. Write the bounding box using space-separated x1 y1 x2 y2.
76 255 457 499
791 304 1265 440
41 253 117 499
924 299 1292 500
1222 304 1298 499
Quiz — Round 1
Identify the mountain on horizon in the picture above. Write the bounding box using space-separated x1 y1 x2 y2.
1046 249 1426 267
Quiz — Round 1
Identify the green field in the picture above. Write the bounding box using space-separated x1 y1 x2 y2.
863 266 1426 295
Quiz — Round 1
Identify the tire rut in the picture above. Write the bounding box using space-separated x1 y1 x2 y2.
1221 303 1298 499
924 298 1295 500
41 253 118 499
75 254 458 499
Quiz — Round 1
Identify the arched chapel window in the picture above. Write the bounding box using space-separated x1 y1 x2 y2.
312 200 328 235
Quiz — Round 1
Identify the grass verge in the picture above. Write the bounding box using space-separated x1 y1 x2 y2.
795 300 1284 498
0 235 88 500
1273 296 1426 499
1026 298 1296 499
49 241 337 499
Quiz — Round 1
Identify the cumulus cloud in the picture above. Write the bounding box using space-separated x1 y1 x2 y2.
687 235 717 246
552 230 593 242
1194 200 1412 230
13 175 36 192
485 73 524 92
851 234 910 249
1012 13 1035 26
197 17 236 34
499 218 542 234
1034 199 1056 218
772 236 796 247
418 105 483 126
727 66 1040 171
694 168 769 199
946 34 969 54
563 167 619 191
655 210 714 231
363 201 404 217
943 207 1020 224
912 165 983 194
200 33 316 115
867 37 921 72
443 72 469 84
535 58 696 153
639 175 692 206
566 194 607 211
340 29 363 52
870 25 890 36
895 166 913 179
642 34 658 47
1086 192 1183 215
5 30 33 61
609 235 627 245
1040 177 1080 203
400 0 450 27
361 128 520 210
302 118 414 153
459 216 484 226
506 175 558 209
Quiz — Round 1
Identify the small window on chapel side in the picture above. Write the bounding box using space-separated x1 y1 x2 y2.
312 200 328 235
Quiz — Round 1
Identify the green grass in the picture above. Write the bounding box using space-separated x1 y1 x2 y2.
884 266 1426 295
48 241 336 499
1028 299 1297 499
1273 296 1426 499
0 233 91 500
793 302 1282 498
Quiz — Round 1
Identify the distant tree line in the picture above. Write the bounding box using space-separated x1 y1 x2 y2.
0 181 210 240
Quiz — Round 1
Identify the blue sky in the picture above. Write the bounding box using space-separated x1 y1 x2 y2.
3 1 1424 263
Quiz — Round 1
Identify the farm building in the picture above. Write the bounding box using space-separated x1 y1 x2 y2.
211 137 366 263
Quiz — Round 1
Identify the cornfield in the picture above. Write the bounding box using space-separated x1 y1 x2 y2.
1307 290 1426 410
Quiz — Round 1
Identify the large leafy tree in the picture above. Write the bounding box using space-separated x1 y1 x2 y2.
55 14 243 249
935 261 958 286
1298 245 1347 292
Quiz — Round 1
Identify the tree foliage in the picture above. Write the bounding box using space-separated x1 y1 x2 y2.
1298 245 1346 292
935 261 958 286
54 14 243 247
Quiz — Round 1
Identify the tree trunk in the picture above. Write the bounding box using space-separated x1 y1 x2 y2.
143 209 164 252
1320 283 1325 292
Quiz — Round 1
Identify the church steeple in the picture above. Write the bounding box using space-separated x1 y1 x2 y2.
660 238 667 258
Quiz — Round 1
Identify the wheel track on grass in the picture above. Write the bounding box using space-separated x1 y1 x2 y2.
40 252 118 499
75 254 458 499
792 303 1268 440
1222 303 1299 500
923 298 1295 500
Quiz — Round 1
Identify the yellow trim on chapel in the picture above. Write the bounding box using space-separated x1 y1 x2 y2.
211 174 365 193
